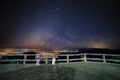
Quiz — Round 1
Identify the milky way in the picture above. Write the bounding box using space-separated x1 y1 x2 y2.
0 0 120 50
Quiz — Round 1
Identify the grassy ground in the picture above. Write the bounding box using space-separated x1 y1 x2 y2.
0 64 74 80
0 62 120 80
59 62 120 80
0 64 35 73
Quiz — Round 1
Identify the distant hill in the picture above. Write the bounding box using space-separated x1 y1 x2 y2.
77 48 120 54
61 48 120 54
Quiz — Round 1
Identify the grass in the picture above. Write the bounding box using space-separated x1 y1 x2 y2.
0 64 35 73
0 64 74 80
0 62 120 80
59 62 120 80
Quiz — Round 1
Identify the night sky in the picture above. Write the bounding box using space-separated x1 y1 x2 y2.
0 0 120 50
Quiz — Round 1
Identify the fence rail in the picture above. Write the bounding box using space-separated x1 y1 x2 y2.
0 53 120 65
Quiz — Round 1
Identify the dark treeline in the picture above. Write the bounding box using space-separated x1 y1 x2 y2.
60 48 120 54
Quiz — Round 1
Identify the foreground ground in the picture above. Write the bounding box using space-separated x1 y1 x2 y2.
0 62 120 80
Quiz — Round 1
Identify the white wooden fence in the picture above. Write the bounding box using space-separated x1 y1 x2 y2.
0 53 120 65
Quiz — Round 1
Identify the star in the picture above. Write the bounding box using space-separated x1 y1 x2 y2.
56 8 59 11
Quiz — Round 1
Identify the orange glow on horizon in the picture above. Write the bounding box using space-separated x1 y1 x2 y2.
0 48 53 54
90 42 111 49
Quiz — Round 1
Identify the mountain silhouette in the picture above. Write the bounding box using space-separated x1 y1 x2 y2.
60 48 120 54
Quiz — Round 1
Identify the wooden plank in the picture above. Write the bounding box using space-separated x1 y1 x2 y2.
106 59 120 62
57 58 83 61
69 59 82 61
25 60 36 61
86 58 103 61
86 54 103 56
1 59 24 62
105 54 120 57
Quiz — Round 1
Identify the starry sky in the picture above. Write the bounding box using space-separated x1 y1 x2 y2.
0 0 120 50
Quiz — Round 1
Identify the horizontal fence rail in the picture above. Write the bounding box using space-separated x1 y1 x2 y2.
0 53 120 65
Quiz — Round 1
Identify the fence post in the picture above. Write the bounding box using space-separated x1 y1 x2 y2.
52 58 56 65
23 55 27 64
36 54 40 66
45 58 48 64
67 55 69 63
84 53 87 62
103 54 106 63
